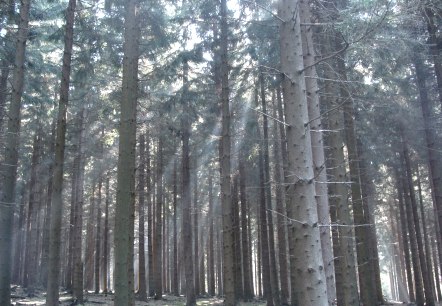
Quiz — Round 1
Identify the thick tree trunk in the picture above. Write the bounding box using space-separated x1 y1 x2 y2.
0 0 30 303
279 0 329 304
113 0 140 303
299 2 336 303
45 0 76 303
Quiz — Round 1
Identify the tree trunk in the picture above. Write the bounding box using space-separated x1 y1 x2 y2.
45 0 76 303
102 175 110 294
193 165 200 297
0 0 30 303
219 0 235 303
137 134 147 300
113 0 140 302
399 150 425 306
257 123 273 306
259 72 280 306
95 175 102 294
278 0 329 304
181 57 195 305
154 137 163 300
71 108 85 303
239 157 253 300
395 170 415 301
232 174 243 300
172 158 179 296
298 3 336 303
146 136 154 297
401 135 434 305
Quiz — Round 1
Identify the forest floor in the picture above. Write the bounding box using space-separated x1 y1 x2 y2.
11 287 439 306
11 287 267 306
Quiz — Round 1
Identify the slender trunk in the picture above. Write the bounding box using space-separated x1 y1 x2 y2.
219 0 234 303
259 72 280 306
395 171 415 301
402 136 434 305
146 136 154 296
102 175 110 294
232 174 243 300
24 132 42 295
113 0 140 302
208 173 216 296
181 57 195 305
172 158 179 296
39 118 56 286
257 126 273 306
399 150 425 306
417 171 439 302
0 0 30 303
137 134 147 300
279 0 329 304
154 137 163 299
94 177 102 293
193 165 200 296
239 158 253 300
72 108 85 303
424 8 442 108
45 0 76 303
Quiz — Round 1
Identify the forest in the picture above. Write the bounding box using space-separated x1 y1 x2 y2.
0 0 441 305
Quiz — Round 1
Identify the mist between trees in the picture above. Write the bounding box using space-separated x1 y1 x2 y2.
0 0 441 305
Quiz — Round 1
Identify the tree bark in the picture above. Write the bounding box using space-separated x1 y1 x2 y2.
0 0 30 303
172 158 179 296
137 134 147 300
299 1 336 303
220 0 235 304
279 0 329 304
113 0 140 302
154 137 163 300
45 0 76 303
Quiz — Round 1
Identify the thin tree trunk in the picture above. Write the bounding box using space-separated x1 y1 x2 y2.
172 158 179 296
232 174 243 300
0 0 30 303
399 150 425 306
395 170 415 301
257 125 273 306
102 175 110 294
72 108 85 303
208 172 216 296
154 137 163 300
402 136 434 305
239 157 253 300
259 72 280 306
45 0 76 303
113 0 140 302
219 0 235 304
138 134 147 300
193 165 200 297
181 57 195 305
146 136 154 297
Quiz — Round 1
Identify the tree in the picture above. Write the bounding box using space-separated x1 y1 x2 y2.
113 0 140 303
278 0 329 304
0 0 30 303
